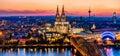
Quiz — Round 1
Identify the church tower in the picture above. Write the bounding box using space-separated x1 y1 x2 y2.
61 5 66 22
54 5 61 32
55 5 60 22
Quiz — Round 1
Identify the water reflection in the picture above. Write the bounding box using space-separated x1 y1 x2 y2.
0 48 77 56
105 48 113 56
2 47 120 56
104 48 120 56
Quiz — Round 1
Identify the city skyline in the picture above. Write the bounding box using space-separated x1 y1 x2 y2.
0 0 120 16
0 0 120 56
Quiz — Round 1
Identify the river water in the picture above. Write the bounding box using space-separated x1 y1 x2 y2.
0 47 119 56
0 48 77 56
105 48 120 56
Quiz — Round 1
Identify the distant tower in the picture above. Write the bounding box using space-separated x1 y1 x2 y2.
113 12 117 24
88 7 91 19
61 5 66 22
55 5 60 22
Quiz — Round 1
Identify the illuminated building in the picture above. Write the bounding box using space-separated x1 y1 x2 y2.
71 28 84 34
91 24 96 30
44 32 62 41
0 20 7 26
116 32 120 40
45 23 52 32
54 5 71 33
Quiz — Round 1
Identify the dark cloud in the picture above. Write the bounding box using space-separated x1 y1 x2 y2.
65 11 81 16
0 10 55 14
0 10 79 16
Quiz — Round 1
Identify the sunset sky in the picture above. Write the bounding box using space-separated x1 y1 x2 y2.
0 0 120 16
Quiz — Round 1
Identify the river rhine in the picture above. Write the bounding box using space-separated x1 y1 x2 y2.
0 47 119 56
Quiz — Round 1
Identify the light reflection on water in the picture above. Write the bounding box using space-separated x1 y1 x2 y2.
1 47 120 56
0 48 77 56
105 48 120 56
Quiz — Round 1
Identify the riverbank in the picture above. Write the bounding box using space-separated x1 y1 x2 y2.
0 44 73 48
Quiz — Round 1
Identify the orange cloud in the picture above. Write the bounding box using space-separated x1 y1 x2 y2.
0 0 120 16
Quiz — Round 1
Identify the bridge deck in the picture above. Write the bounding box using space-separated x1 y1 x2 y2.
71 37 106 56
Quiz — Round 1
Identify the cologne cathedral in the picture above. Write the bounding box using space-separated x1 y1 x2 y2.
54 5 71 33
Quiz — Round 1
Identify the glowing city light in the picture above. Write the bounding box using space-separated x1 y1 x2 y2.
0 31 3 35
101 31 115 40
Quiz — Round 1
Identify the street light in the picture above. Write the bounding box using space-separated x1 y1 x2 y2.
0 31 3 38
0 31 3 36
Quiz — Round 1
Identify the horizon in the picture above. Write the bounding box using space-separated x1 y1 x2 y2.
0 0 120 16
0 15 120 18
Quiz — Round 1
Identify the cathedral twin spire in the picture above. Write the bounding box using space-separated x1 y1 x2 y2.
55 5 66 22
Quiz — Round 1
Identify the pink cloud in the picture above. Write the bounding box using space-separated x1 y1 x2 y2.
0 10 119 16
0 10 55 16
